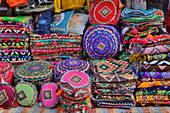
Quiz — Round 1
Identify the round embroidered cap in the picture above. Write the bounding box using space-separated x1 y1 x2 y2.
40 82 59 108
0 61 14 84
83 25 121 59
0 84 16 109
14 60 53 88
15 81 37 106
54 59 91 81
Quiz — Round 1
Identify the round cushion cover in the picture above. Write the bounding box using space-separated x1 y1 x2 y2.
83 25 121 59
60 70 90 93
15 81 37 106
0 84 16 109
54 59 91 81
0 61 14 84
14 60 53 88
89 0 121 25
40 82 59 108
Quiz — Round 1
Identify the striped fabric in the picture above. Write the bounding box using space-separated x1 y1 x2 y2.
1 103 170 113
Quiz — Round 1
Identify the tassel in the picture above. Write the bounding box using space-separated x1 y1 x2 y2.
124 36 130 41
14 100 19 107
145 33 153 39
36 96 39 102
131 28 138 35
62 105 66 111
56 89 62 95
49 65 54 69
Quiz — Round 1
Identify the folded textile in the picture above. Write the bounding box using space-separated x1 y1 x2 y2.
141 64 170 72
136 95 169 102
131 45 170 55
136 100 170 106
137 80 170 88
0 26 29 34
0 33 29 39
0 21 32 28
0 16 32 24
142 60 170 65
135 86 170 92
141 72 170 79
136 90 170 95
0 49 30 56
0 56 31 62
93 89 134 95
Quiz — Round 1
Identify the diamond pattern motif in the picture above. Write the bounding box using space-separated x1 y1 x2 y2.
99 6 111 18
0 90 8 105
43 90 52 100
17 90 27 101
70 74 82 83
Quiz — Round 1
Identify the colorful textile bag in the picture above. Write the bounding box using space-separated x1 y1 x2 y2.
54 59 91 81
14 60 53 90
89 0 122 25
40 82 59 108
0 84 16 109
83 25 121 59
0 61 14 85
15 81 37 106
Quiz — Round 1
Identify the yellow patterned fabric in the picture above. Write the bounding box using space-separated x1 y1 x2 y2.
137 80 170 88
136 95 169 102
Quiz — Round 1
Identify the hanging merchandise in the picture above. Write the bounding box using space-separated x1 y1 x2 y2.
166 9 170 33
54 0 91 13
83 25 121 59
89 0 122 25
132 0 146 10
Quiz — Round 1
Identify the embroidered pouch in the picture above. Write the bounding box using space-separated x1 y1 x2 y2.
50 10 74 34
0 84 16 109
83 25 121 59
40 82 59 108
15 81 37 106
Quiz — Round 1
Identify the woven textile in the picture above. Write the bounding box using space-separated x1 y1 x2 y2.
141 64 170 72
89 0 121 25
92 59 137 82
0 16 32 24
136 90 170 96
137 80 170 88
141 72 170 79
136 95 169 102
40 82 59 108
15 81 37 106
54 59 90 81
0 84 16 109
0 61 14 84
142 60 170 65
14 60 53 89
83 25 121 59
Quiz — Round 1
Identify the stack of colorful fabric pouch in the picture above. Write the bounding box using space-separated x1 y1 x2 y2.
30 33 83 62
83 25 121 59
59 70 91 113
119 8 165 61
0 16 33 69
54 59 91 82
91 59 138 108
14 60 54 90
130 33 170 106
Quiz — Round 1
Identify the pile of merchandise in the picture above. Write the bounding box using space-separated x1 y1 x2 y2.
59 70 91 112
0 16 33 68
127 8 170 106
130 34 170 106
120 8 165 61
30 33 83 62
91 59 138 108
